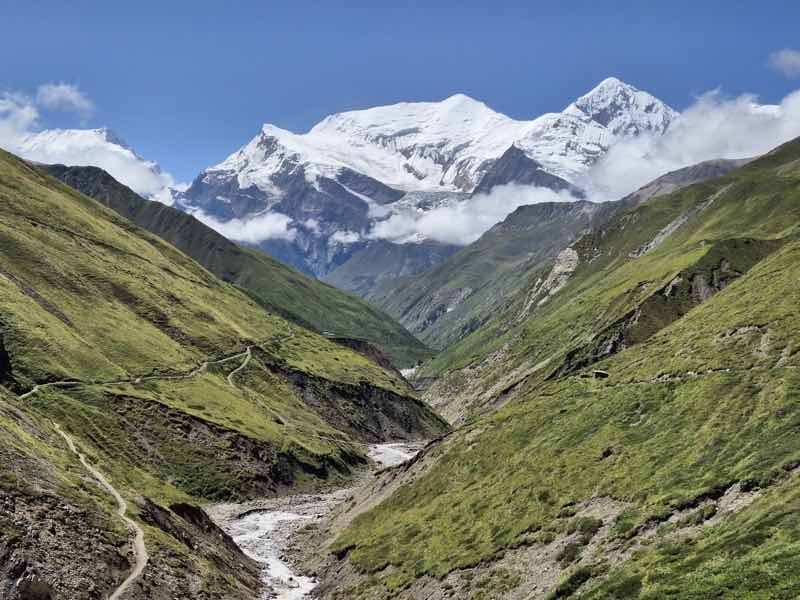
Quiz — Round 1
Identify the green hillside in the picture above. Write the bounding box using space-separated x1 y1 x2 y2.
40 164 431 368
367 159 745 354
0 149 447 598
315 138 800 598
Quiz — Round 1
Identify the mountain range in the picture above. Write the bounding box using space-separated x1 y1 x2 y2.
0 148 446 598
175 77 678 279
303 136 800 598
4 71 800 600
10 78 678 285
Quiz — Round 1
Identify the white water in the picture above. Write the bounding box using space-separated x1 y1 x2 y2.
213 443 423 599
225 510 318 600
368 442 420 468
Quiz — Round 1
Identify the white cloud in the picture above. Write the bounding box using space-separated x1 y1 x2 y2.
370 185 578 246
303 218 321 233
36 83 94 122
769 49 800 79
0 92 39 141
583 88 800 200
0 83 183 201
330 230 361 244
189 208 296 243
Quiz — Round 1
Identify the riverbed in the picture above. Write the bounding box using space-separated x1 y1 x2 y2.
207 442 422 600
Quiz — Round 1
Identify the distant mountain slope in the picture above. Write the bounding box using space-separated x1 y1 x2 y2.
419 154 778 423
0 149 447 598
40 163 431 368
367 158 748 353
308 138 800 599
369 201 614 350
320 239 460 300
177 78 677 276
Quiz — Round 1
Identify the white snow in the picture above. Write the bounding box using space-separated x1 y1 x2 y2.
10 127 179 202
202 78 678 201
368 442 421 468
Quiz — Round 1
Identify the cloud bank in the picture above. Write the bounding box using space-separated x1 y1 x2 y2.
36 83 95 122
189 208 296 243
582 88 800 200
370 185 577 246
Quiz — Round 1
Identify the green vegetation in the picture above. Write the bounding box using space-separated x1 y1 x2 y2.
0 146 445 501
328 138 800 597
41 163 431 367
419 138 800 422
370 201 612 350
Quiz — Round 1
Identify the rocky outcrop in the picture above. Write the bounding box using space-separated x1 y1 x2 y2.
260 349 449 444
471 146 584 197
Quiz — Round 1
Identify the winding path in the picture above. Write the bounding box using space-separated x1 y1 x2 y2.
53 422 149 600
227 346 252 386
15 331 308 597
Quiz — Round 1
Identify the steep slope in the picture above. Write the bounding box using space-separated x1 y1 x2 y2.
368 158 747 354
177 78 677 276
38 163 431 367
370 201 614 350
303 138 800 599
0 149 447 598
320 239 460 300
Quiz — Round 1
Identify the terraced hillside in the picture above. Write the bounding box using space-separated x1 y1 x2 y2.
0 149 447 599
40 163 432 368
302 138 800 598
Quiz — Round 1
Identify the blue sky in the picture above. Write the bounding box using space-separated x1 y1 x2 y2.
2 0 799 182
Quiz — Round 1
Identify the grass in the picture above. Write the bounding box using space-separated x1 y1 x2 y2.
328 138 800 596
0 148 444 501
419 138 800 421
42 163 431 367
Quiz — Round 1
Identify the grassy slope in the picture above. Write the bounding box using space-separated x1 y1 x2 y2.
369 202 612 350
328 139 800 596
0 388 263 598
418 141 800 421
40 164 431 367
369 159 745 354
0 149 445 502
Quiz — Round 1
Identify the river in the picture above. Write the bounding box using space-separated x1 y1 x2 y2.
208 442 422 600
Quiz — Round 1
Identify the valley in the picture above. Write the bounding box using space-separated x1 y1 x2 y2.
1 31 800 597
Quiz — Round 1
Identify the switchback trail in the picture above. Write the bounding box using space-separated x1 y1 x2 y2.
15 332 296 597
53 422 149 600
227 346 252 386
18 332 296 400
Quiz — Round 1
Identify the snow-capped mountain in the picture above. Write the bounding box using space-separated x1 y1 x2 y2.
12 127 178 204
178 78 678 278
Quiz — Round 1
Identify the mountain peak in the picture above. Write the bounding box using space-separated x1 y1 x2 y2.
564 77 678 135
93 127 132 150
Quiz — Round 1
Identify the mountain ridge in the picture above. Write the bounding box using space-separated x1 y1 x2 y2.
38 162 431 367
176 78 678 277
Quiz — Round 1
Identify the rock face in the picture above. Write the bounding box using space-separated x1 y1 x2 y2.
175 78 678 278
471 145 582 197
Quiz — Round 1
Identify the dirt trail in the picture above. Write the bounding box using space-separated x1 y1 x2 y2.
15 334 298 597
227 346 252 386
53 422 148 600
17 333 298 400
